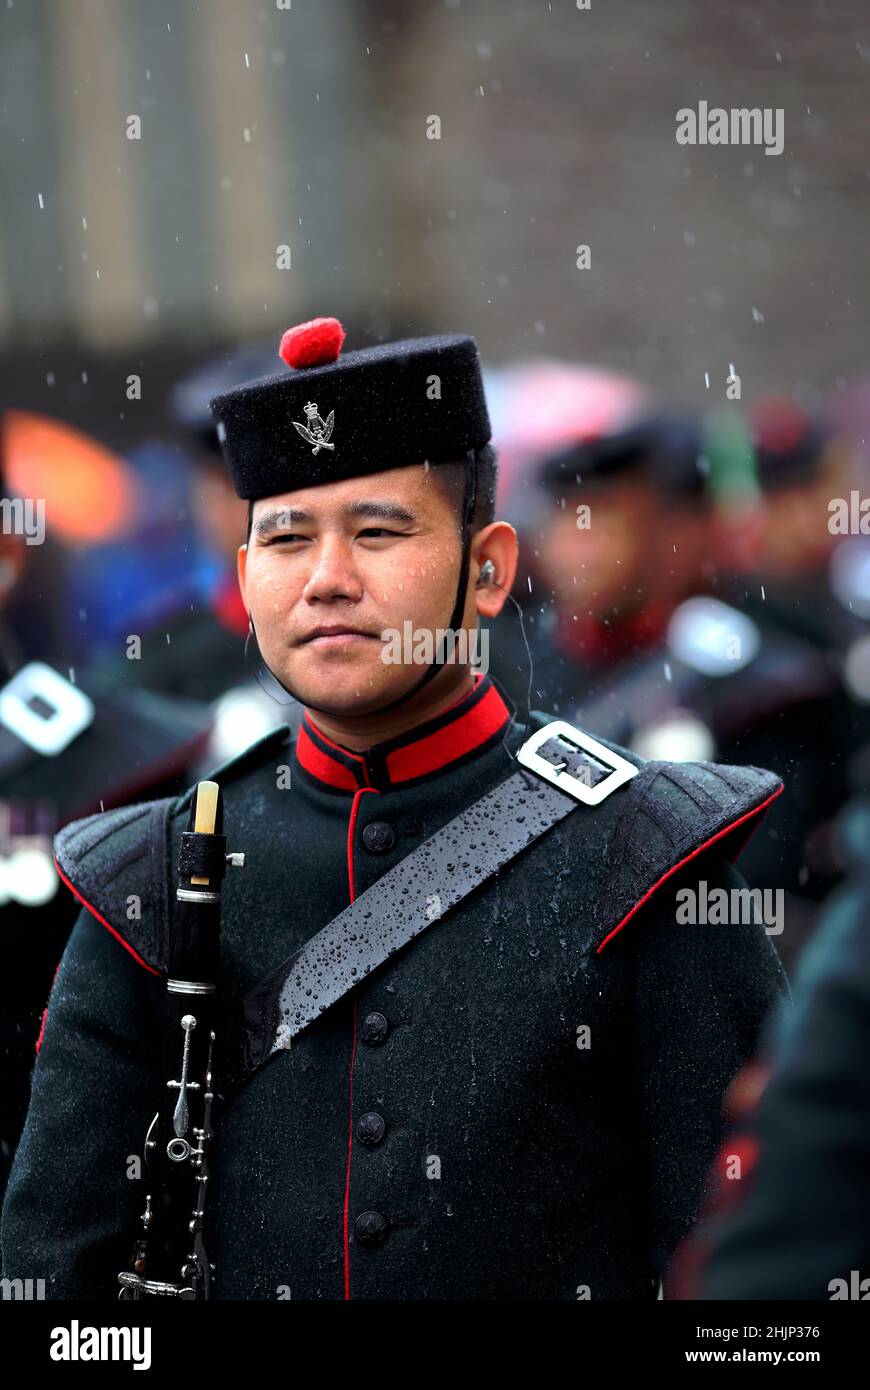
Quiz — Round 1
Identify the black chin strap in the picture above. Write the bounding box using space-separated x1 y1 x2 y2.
245 450 479 718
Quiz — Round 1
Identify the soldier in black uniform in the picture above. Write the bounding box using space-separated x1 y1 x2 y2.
668 834 870 1300
487 419 680 715
115 344 276 706
104 344 291 766
489 418 849 969
2 318 789 1301
0 423 212 1206
715 404 859 943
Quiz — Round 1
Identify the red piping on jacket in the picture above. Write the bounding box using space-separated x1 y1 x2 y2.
34 1005 48 1055
595 783 784 955
34 961 62 1055
53 856 162 976
343 785 380 1299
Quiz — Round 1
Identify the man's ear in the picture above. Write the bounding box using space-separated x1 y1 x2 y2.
237 543 249 613
471 521 518 619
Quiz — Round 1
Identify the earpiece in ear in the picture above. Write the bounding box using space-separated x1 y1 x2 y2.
476 559 496 588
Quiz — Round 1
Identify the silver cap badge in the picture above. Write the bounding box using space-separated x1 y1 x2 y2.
292 401 335 454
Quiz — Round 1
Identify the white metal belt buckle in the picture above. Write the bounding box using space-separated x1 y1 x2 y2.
0 662 95 756
516 719 639 806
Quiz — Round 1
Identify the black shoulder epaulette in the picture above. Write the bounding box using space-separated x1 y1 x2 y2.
593 757 782 954
53 724 292 973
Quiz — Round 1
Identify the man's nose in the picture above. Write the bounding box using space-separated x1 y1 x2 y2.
301 538 364 602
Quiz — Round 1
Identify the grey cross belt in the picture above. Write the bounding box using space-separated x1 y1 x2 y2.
232 726 639 1086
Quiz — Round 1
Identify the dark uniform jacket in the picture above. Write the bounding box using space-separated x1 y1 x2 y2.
1 674 789 1300
0 665 211 1205
685 863 870 1300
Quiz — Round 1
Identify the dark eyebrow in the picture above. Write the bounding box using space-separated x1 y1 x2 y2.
342 501 417 524
253 507 312 536
254 500 417 536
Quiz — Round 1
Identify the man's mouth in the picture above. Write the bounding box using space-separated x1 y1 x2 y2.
297 626 381 647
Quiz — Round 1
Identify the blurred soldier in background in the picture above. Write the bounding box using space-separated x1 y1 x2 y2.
711 402 861 952
118 345 269 703
106 345 290 764
0 417 212 1206
488 404 852 969
487 419 677 714
741 398 870 854
666 834 870 1300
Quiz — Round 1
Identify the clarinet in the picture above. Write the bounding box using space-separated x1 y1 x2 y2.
118 780 244 1300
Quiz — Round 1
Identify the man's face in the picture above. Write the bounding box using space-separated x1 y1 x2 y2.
538 479 657 617
238 463 468 715
192 460 248 566
761 480 837 578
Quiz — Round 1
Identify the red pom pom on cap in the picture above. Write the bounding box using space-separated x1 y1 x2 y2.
279 317 345 370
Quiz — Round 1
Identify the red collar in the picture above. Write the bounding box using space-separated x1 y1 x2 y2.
294 673 512 793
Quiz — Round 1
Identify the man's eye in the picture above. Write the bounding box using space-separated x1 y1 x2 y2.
264 527 405 543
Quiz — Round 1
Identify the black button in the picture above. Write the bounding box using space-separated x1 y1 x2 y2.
354 1210 388 1247
361 1011 389 1045
362 821 395 853
357 1112 386 1146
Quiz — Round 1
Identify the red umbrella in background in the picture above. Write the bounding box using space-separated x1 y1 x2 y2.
483 359 652 517
1 410 142 546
